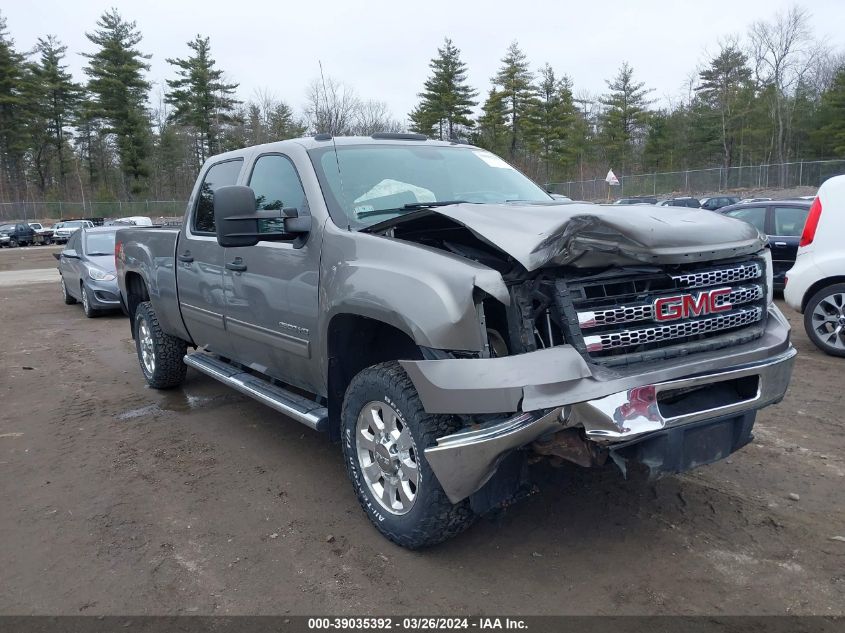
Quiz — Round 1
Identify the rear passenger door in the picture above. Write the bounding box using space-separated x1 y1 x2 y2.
59 230 84 298
176 159 243 358
769 205 810 288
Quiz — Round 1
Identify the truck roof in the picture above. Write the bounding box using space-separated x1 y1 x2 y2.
207 134 465 163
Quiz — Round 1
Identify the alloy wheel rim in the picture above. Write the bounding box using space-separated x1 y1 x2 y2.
82 287 89 312
811 292 845 351
138 319 156 375
355 400 419 515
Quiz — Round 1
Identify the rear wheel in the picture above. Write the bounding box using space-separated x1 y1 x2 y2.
341 361 473 549
804 283 845 357
134 301 187 388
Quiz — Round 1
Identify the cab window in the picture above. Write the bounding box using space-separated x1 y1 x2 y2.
193 159 244 234
248 154 307 235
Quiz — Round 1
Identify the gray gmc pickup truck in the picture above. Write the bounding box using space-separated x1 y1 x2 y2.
116 134 796 548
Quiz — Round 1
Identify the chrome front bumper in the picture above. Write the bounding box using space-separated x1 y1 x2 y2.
425 346 796 503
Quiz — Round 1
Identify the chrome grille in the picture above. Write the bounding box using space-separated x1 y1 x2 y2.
671 263 761 289
583 307 763 352
578 284 763 328
557 257 768 364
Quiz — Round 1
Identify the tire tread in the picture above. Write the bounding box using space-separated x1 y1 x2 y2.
342 361 474 549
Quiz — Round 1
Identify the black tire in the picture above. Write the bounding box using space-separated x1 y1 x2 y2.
80 284 99 318
133 301 187 389
803 283 845 358
9 239 17 248
341 361 474 549
61 278 77 305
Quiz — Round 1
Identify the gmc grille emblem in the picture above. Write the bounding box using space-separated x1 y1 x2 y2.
653 288 732 322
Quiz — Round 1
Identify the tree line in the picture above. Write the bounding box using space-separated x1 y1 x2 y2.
0 5 843 206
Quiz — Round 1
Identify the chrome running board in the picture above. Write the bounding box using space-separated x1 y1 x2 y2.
184 352 328 432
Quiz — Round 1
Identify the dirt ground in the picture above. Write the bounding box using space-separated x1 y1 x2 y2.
0 246 843 616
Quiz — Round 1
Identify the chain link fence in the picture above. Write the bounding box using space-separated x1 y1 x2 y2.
546 159 845 201
0 200 186 223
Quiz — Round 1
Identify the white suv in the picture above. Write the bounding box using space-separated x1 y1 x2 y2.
784 174 845 356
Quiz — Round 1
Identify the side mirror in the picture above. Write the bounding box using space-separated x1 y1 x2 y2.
213 185 310 248
63 249 79 259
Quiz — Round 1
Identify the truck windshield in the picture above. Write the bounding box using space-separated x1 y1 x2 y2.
309 144 551 229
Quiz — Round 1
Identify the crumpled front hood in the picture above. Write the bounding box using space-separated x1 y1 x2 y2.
428 202 765 271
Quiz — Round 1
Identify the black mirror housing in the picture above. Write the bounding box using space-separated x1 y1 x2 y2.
213 185 311 248
214 186 261 248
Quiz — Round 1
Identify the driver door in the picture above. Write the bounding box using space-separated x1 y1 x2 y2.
222 153 322 392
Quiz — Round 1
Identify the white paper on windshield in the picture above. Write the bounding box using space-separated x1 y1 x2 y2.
353 179 436 219
472 150 513 169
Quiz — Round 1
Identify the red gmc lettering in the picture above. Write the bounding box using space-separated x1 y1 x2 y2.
654 288 732 322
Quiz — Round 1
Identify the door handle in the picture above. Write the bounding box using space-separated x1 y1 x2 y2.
226 259 247 272
178 252 194 263
773 241 787 247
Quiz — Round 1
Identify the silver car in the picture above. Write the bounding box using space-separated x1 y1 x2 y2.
56 226 122 317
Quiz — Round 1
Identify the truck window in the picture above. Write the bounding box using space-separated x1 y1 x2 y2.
193 159 244 234
248 154 307 235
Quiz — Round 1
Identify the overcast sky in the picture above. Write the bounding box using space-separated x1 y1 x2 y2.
4 0 844 123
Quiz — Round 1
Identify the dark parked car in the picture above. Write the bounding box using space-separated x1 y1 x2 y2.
715 200 811 290
0 222 36 247
55 226 122 317
613 196 658 205
700 196 740 211
657 197 701 208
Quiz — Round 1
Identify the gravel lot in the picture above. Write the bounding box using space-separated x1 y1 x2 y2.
0 245 843 616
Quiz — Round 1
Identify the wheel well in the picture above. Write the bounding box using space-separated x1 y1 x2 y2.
326 314 422 441
802 276 845 312
125 272 150 337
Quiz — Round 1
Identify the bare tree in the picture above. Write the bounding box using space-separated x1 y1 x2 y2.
748 5 821 163
354 99 404 135
304 76 360 135
303 76 404 136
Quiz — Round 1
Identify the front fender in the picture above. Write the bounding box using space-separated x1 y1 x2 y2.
318 224 508 356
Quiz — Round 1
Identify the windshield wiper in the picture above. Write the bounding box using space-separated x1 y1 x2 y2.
356 200 469 219
86 252 112 256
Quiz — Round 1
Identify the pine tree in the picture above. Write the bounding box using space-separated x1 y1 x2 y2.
598 62 652 172
491 41 536 157
695 44 753 170
0 13 28 199
811 66 845 156
30 36 82 194
408 103 438 138
524 64 579 182
474 88 509 156
83 8 152 195
166 35 240 164
409 38 477 140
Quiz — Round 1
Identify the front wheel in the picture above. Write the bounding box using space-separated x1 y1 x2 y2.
804 283 845 357
61 278 77 305
133 301 187 388
341 361 474 549
81 285 98 318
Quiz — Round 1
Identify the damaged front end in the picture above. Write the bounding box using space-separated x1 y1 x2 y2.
368 201 795 507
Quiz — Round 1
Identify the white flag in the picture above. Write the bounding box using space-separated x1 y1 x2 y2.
605 169 620 186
